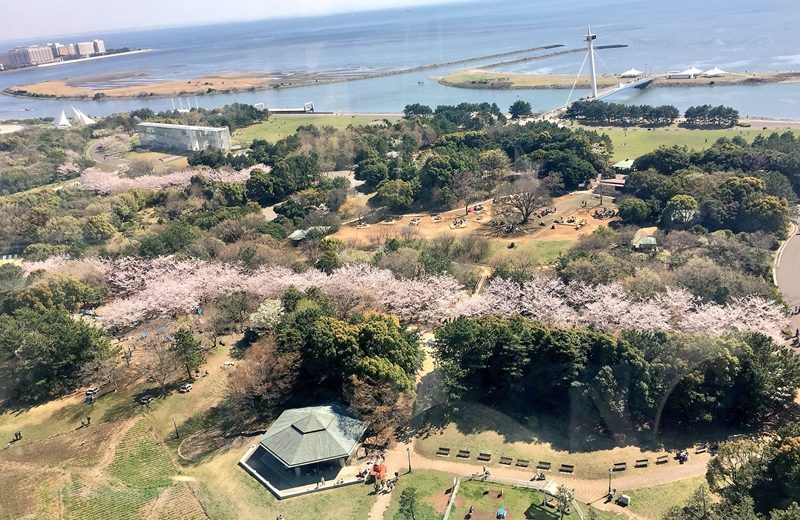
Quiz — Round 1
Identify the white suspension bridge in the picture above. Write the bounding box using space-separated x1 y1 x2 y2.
541 27 654 119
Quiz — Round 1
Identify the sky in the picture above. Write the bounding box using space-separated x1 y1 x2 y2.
2 0 464 41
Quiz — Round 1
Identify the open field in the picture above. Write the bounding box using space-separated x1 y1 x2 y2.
438 69 623 90
416 402 714 481
625 476 707 519
439 68 800 91
121 150 190 169
332 191 616 249
233 114 399 145
593 125 800 162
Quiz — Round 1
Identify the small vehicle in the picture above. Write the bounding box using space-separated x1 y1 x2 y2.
85 385 99 396
139 395 155 405
410 218 421 226
179 383 193 393
221 361 235 367
473 204 484 211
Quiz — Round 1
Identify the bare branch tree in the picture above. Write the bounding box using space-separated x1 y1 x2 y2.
451 170 479 215
498 176 552 224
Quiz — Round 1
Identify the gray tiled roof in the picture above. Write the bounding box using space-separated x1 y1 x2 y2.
259 404 367 468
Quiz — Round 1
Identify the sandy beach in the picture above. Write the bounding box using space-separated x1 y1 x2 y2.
438 68 800 90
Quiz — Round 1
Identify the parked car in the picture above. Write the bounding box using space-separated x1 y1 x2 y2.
179 383 193 393
221 361 235 367
85 385 99 396
139 395 155 404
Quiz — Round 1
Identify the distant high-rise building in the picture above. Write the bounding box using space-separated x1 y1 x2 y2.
49 43 74 57
75 41 95 57
92 39 106 54
0 46 55 68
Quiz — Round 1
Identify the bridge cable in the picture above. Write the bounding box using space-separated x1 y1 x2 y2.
564 50 589 107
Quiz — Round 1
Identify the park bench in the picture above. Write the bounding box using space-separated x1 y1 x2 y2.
656 455 669 465
499 456 513 465
515 459 530 468
635 459 649 468
695 447 707 454
536 461 552 471
477 452 492 462
559 464 575 474
613 462 627 472
457 449 471 459
436 447 451 457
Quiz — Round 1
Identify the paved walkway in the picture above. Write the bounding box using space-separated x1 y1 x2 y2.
776 218 800 335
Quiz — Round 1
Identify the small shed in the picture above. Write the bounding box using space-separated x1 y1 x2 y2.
612 159 634 172
632 235 658 252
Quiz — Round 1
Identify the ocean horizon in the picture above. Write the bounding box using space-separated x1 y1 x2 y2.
2 0 800 119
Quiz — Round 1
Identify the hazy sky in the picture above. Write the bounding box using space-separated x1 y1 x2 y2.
3 0 463 41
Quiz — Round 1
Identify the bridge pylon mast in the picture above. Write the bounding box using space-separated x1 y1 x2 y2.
585 26 598 98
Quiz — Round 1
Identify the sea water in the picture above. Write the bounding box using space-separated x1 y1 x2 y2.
1 0 799 119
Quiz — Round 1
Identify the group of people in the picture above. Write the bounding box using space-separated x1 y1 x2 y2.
792 328 800 347
593 207 617 219
677 450 690 464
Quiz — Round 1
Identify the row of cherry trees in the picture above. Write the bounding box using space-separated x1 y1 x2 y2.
78 165 265 194
24 257 786 337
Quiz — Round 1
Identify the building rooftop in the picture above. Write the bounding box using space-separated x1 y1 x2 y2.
259 404 367 468
612 159 635 170
136 122 229 132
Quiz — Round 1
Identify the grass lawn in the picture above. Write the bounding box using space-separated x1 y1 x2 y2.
233 114 398 145
625 475 707 519
384 469 452 519
185 443 378 520
121 150 189 169
591 125 800 162
417 403 674 480
486 240 571 267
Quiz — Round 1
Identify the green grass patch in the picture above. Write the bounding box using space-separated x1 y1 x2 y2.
596 126 800 162
63 475 152 520
625 476 707 519
233 114 396 145
385 470 451 519
108 419 175 491
486 240 571 267
186 445 378 519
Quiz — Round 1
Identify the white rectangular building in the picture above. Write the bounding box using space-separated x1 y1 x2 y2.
93 40 106 54
136 122 232 152
75 41 95 56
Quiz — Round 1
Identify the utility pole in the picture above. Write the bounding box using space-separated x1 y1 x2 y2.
407 446 412 474
172 417 179 440
585 26 598 98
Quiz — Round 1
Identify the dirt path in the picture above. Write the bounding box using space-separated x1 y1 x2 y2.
380 443 710 516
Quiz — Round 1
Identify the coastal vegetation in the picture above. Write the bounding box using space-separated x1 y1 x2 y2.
2 99 800 519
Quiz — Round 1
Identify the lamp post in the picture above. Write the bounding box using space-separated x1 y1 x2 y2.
607 468 612 496
172 417 180 440
407 446 412 474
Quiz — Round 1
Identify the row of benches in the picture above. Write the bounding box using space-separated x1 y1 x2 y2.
436 447 674 473
435 448 576 473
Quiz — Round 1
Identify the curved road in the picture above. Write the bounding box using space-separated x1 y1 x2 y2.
776 219 800 334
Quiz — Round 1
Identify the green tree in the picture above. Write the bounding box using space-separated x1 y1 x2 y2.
376 179 416 211
0 307 108 402
245 168 275 206
398 487 420 519
172 327 205 379
664 194 698 228
82 215 116 244
509 100 533 119
619 197 652 224
707 438 772 504
354 158 390 187
315 250 341 274
555 485 575 519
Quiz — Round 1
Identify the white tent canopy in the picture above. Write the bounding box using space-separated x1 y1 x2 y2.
71 106 95 125
680 66 704 76
701 66 728 77
53 110 72 128
620 68 643 78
